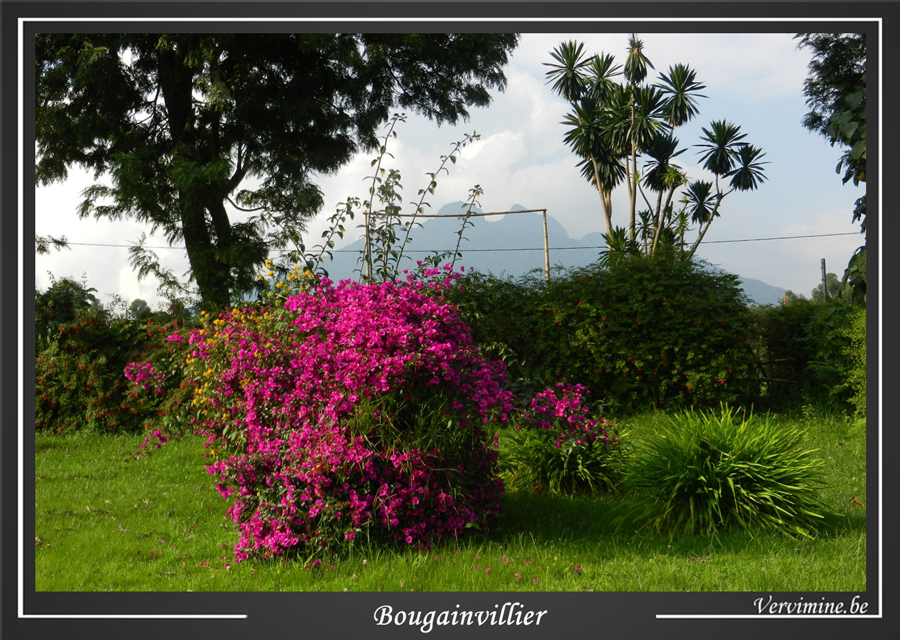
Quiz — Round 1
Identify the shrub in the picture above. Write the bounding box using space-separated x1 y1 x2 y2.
501 383 628 495
447 254 759 415
174 267 514 560
844 306 866 418
754 299 860 413
35 310 194 435
34 275 100 354
621 406 831 538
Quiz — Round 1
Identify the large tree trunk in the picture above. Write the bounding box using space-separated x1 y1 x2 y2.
158 43 236 309
179 198 231 309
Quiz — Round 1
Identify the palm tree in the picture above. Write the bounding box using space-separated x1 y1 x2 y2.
640 131 688 252
685 120 768 259
658 63 707 126
560 100 625 235
546 42 624 235
546 36 761 262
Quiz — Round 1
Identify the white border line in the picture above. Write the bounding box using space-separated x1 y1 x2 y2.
658 615 880 619
19 13 881 623
14 16 889 22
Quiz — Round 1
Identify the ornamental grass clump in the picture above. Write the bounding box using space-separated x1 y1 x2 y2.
502 383 628 496
622 406 831 538
175 266 514 561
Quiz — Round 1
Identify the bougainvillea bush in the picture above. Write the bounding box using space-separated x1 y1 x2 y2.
172 267 515 561
502 382 629 496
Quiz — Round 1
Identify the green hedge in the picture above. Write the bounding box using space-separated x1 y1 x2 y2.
35 311 194 434
753 299 862 413
446 254 759 416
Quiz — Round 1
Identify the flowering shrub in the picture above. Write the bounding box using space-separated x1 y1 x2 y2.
176 267 514 560
35 312 194 437
501 383 628 495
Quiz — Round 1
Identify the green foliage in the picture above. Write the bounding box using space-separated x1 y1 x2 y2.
34 275 100 353
844 306 866 418
621 407 831 538
810 272 853 303
754 299 860 413
501 423 629 497
795 34 866 303
447 253 758 415
844 244 866 304
795 33 866 140
35 309 195 435
35 234 69 255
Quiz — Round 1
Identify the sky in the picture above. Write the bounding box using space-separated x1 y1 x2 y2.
33 31 867 310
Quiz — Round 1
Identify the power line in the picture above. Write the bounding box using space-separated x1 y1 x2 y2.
54 231 860 252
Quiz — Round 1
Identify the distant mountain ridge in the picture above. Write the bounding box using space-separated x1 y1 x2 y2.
321 201 786 306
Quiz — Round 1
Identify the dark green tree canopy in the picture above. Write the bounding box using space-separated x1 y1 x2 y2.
36 33 519 308
795 32 866 303
795 33 866 139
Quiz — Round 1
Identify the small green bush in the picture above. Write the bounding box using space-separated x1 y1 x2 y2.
621 406 830 538
501 383 628 496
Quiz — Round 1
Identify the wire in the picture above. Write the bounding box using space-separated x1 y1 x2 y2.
53 232 860 253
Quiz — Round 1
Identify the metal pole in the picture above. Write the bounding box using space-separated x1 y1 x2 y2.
542 210 550 288
820 258 829 302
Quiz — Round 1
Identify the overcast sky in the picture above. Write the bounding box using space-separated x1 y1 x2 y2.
33 31 866 309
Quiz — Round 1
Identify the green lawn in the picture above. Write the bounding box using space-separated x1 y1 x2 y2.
33 410 867 592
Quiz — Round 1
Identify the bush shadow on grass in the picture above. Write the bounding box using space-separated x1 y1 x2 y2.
493 490 625 543
490 487 866 555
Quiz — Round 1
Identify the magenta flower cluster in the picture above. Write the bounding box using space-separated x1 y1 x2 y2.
123 361 165 394
517 382 616 449
182 270 515 560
